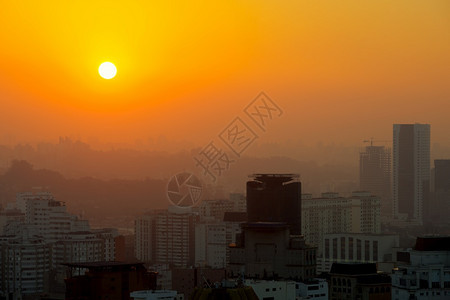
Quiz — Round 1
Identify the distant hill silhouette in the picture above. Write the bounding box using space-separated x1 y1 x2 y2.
0 160 168 219
0 140 360 221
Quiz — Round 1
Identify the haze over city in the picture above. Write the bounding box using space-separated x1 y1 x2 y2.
1 1 450 300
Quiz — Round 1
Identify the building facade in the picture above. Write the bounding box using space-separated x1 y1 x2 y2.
391 236 450 299
134 207 199 267
0 236 50 297
393 123 430 224
329 263 391 300
432 159 450 223
319 233 399 273
301 191 381 254
359 144 392 219
247 174 301 235
228 223 316 281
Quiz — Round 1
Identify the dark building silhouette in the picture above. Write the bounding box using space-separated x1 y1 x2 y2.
359 145 391 218
246 174 301 235
393 124 430 224
64 262 155 300
432 159 450 222
172 267 227 298
329 263 391 300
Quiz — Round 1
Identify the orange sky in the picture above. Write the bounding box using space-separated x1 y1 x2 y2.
1 1 449 150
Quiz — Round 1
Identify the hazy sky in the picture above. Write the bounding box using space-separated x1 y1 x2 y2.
1 1 449 149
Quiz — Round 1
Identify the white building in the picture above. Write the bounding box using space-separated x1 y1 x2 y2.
301 191 381 253
393 123 430 224
244 279 328 300
319 233 399 273
245 279 296 300
130 290 184 300
12 191 90 242
134 207 199 267
392 236 450 300
197 199 235 220
0 191 117 296
194 218 242 268
229 193 246 212
93 228 119 261
296 279 328 300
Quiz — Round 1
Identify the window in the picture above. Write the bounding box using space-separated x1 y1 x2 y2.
348 238 353 260
365 240 370 261
357 240 361 260
373 241 378 261
341 237 346 260
333 239 338 259
325 239 330 258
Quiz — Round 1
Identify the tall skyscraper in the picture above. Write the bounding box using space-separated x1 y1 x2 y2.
359 144 391 218
246 174 301 235
393 123 430 224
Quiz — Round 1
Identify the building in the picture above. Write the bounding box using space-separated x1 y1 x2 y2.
359 144 392 219
391 236 450 299
329 263 391 300
194 212 245 268
229 192 246 212
0 209 24 234
0 236 50 298
319 233 399 273
301 191 381 254
11 191 90 242
432 159 450 223
190 287 258 300
64 262 155 300
247 174 301 235
393 123 430 224
171 267 226 298
245 279 296 299
197 199 235 220
134 206 199 267
295 279 328 300
0 191 119 296
244 279 328 300
130 290 184 300
228 222 316 281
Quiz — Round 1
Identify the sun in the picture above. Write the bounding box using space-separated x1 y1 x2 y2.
98 62 117 79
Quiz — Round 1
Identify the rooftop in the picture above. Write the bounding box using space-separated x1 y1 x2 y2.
414 236 450 251
330 263 377 275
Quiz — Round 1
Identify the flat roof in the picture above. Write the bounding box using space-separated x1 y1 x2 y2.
62 261 143 269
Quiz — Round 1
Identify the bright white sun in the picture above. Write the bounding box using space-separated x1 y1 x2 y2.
98 62 117 79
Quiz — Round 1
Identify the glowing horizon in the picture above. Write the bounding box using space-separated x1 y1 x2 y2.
0 1 449 148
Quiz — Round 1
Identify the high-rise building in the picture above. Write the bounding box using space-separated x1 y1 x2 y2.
359 144 391 219
393 123 430 224
301 191 381 255
432 159 450 223
0 191 119 296
134 207 199 267
228 174 316 280
0 236 50 296
246 174 301 235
